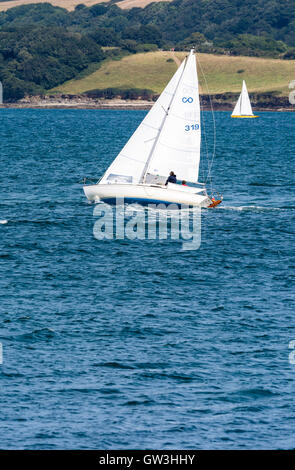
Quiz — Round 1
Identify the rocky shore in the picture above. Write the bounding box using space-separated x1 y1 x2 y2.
0 95 153 110
0 93 294 111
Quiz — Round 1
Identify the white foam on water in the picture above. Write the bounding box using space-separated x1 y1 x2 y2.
0 220 8 224
219 205 283 212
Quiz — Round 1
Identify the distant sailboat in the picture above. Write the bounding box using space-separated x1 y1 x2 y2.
83 50 221 208
231 80 258 118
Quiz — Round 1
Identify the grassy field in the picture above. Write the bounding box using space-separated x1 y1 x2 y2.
0 0 169 12
51 51 295 96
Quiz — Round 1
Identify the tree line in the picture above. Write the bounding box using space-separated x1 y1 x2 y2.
0 1 294 100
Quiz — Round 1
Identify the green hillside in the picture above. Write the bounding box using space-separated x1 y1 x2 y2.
51 51 295 97
0 1 294 100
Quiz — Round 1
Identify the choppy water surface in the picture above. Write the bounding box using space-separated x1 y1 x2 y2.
0 110 294 449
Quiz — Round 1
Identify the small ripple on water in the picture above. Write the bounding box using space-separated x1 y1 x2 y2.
1 110 294 449
93 362 135 370
4 328 56 343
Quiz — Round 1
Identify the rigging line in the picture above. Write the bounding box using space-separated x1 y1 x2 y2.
160 104 169 115
199 91 208 185
196 54 216 191
196 56 211 187
199 86 210 186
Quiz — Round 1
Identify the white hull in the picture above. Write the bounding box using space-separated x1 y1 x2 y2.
83 183 211 208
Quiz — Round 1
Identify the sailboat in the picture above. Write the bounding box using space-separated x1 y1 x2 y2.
83 50 221 208
231 80 258 118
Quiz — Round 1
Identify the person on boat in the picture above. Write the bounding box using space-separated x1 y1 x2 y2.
165 171 177 185
182 180 187 186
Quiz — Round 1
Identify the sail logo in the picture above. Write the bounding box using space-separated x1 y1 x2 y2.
182 97 194 103
289 81 295 105
185 124 199 131
93 199 201 251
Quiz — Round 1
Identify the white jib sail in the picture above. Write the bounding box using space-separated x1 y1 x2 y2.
99 57 186 185
232 80 253 116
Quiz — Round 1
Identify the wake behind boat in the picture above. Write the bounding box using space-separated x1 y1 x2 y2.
83 50 222 208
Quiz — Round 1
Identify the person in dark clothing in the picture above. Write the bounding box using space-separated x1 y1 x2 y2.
165 171 177 185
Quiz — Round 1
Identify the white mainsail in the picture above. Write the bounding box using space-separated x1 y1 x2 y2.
100 50 201 185
100 58 185 185
232 80 253 117
145 50 201 183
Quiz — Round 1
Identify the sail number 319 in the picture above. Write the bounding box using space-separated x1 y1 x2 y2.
185 124 199 131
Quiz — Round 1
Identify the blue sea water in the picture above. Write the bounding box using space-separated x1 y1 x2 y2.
0 109 294 449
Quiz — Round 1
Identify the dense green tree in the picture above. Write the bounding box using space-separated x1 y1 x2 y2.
89 27 120 47
0 26 105 100
89 4 107 17
218 33 287 57
283 48 295 59
1 1 294 48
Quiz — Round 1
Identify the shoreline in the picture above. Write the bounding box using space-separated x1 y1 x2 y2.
1 96 294 112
